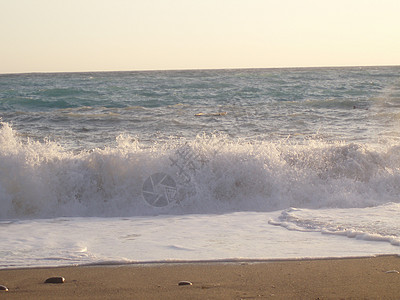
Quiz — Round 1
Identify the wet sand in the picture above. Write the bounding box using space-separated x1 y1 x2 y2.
0 255 399 299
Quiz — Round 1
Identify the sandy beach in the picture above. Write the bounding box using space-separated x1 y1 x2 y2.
0 255 399 299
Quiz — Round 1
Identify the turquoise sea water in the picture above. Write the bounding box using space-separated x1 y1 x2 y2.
2 67 399 149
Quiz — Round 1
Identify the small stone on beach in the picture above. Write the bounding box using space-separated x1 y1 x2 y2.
44 276 65 284
178 281 192 286
0 285 8 291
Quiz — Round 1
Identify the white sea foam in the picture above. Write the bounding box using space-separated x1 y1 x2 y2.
0 212 398 269
270 203 400 245
1 122 400 219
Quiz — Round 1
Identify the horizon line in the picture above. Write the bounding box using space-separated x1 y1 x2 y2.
1 63 399 76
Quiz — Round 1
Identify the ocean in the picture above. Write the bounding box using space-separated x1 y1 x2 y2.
0 66 399 268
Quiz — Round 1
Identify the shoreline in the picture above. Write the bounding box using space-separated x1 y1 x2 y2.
3 254 398 271
1 255 399 299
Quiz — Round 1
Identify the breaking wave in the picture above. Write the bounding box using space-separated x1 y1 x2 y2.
1 122 400 219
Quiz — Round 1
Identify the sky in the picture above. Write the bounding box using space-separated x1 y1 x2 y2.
1 0 400 73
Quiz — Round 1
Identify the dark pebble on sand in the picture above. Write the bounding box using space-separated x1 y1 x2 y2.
0 285 8 291
178 281 193 286
44 276 65 284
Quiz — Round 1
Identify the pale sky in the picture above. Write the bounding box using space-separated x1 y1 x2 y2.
1 0 399 73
